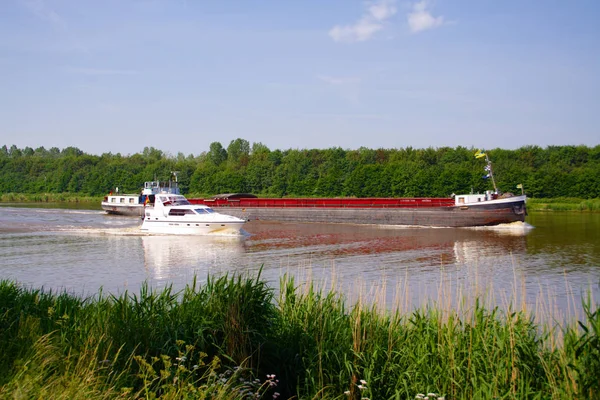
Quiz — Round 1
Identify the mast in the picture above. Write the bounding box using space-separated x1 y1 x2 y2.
484 154 498 194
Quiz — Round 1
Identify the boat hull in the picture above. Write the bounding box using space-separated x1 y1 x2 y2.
101 202 144 216
190 198 527 228
140 219 246 235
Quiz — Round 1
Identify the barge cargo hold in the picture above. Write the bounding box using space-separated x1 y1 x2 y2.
187 193 527 228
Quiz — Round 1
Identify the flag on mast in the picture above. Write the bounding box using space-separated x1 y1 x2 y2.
516 184 523 189
474 150 486 159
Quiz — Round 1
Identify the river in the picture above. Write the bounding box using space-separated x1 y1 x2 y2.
0 204 598 324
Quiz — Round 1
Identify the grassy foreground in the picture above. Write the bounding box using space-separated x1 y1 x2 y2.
0 274 598 400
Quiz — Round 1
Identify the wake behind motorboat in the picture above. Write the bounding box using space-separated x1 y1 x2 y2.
141 194 246 235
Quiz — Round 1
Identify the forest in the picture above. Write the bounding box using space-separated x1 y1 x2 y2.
0 141 599 199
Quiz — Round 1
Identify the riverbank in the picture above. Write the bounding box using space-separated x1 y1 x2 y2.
0 192 102 204
527 197 600 211
0 274 598 399
2 193 600 212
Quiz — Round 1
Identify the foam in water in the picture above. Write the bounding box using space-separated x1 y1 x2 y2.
464 221 534 236
60 225 250 237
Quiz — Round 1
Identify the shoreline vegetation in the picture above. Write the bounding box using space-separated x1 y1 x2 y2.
1 144 599 201
0 273 598 399
1 193 600 212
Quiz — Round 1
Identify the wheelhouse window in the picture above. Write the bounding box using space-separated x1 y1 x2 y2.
120 198 125 203
194 208 215 214
129 198 135 204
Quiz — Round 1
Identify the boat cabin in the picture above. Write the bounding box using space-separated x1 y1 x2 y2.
455 191 498 206
105 196 139 205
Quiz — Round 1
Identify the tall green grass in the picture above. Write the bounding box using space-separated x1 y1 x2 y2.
527 197 600 212
0 192 102 203
0 275 598 399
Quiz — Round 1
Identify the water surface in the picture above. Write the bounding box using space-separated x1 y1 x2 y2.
0 205 598 322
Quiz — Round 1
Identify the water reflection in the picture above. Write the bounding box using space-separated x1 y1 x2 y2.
243 221 530 268
141 235 246 284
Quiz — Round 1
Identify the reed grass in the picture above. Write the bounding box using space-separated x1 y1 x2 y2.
0 274 598 399
527 197 600 212
0 192 102 203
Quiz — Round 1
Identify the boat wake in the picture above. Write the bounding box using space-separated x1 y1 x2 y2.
57 225 250 238
377 224 450 230
465 221 534 236
56 226 144 236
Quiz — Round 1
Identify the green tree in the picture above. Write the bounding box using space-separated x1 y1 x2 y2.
207 142 227 166
227 138 250 167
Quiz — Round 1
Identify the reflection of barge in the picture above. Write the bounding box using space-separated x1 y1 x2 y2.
188 192 527 228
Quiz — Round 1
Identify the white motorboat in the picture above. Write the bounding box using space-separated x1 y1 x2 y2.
140 193 246 235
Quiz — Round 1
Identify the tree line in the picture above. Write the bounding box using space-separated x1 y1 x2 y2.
1 142 598 198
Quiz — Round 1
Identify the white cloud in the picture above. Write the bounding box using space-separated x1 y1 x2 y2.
407 1 444 33
317 75 362 104
369 1 396 20
65 67 138 76
318 75 361 85
21 0 66 29
329 0 397 43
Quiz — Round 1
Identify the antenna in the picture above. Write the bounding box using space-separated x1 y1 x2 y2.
484 154 498 193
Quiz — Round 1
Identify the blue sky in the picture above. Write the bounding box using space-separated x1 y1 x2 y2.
1 0 599 156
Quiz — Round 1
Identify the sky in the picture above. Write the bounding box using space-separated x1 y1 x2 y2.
0 0 599 156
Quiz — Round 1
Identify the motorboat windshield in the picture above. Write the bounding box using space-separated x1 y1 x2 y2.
159 195 191 206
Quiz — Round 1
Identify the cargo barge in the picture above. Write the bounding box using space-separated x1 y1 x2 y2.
103 153 527 227
187 152 527 228
187 192 527 228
